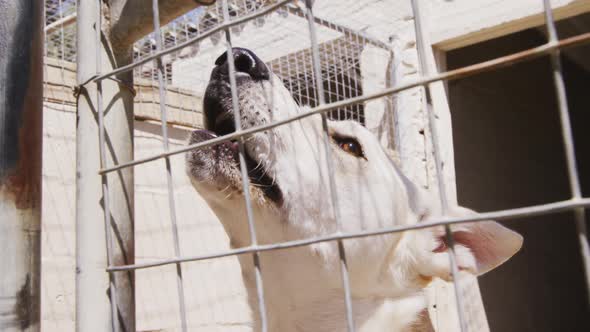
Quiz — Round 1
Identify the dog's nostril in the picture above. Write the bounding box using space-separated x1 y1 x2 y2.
213 48 270 80
235 52 255 74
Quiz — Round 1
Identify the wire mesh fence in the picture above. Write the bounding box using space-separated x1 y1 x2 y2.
40 0 590 331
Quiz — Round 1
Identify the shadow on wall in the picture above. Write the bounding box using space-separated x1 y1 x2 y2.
448 28 590 332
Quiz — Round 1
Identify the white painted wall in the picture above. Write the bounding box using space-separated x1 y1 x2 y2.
41 103 250 331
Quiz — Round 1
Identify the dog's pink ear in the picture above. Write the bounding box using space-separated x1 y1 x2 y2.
446 207 523 275
451 220 522 275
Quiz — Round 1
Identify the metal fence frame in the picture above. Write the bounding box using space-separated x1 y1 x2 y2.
75 0 590 331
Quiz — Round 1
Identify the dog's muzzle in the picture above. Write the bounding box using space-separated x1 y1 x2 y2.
189 48 282 205
203 47 270 134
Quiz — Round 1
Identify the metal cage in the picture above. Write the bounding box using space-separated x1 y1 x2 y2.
33 0 590 331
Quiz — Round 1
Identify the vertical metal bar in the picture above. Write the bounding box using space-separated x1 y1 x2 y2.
308 48 319 106
329 41 341 120
293 49 302 102
0 0 43 330
151 1 189 330
342 38 355 121
353 34 363 123
76 1 116 331
304 1 355 331
77 0 135 331
285 53 295 97
220 1 269 331
410 0 467 331
302 57 313 106
542 0 590 303
58 0 65 60
56 0 69 115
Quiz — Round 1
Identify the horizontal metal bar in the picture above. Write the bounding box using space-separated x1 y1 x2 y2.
98 31 590 175
45 13 77 35
92 0 294 82
106 197 590 272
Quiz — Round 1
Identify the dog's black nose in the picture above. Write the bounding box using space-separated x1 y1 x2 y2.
214 48 269 80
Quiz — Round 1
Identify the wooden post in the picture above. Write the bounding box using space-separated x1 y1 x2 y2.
0 0 44 330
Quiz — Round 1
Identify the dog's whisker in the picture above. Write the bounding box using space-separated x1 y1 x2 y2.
253 160 265 172
251 183 272 188
220 184 232 196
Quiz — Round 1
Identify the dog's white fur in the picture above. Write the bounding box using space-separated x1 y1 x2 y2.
186 58 522 331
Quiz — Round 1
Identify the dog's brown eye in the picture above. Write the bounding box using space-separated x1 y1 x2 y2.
334 136 365 158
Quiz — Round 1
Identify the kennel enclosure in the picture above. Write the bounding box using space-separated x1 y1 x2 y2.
2 0 589 331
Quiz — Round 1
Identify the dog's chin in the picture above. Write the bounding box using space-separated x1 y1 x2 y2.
187 113 283 207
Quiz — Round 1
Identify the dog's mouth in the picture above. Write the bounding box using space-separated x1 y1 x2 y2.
209 112 283 205
196 47 282 205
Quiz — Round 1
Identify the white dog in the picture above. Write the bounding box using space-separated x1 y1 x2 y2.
186 48 522 332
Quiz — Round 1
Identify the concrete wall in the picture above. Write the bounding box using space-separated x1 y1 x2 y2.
447 28 590 332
